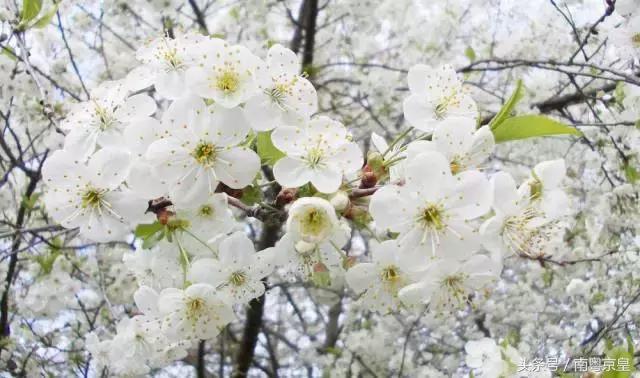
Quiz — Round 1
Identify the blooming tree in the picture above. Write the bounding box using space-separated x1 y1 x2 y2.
0 0 639 377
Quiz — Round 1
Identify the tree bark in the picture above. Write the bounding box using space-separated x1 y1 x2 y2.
232 220 280 378
231 1 321 374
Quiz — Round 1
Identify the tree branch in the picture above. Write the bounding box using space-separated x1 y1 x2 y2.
188 0 209 34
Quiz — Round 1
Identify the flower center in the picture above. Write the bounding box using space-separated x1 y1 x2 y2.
433 92 460 120
185 297 205 320
81 188 106 209
306 147 325 168
528 178 543 200
192 141 217 166
450 157 463 175
198 204 214 218
94 105 115 131
215 69 240 93
299 208 330 237
418 203 446 231
162 48 183 71
441 274 467 302
502 207 550 258
266 80 296 108
632 33 640 47
381 265 401 283
229 271 247 286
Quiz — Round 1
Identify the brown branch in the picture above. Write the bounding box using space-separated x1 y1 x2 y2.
232 228 278 377
349 186 379 199
232 3 321 374
533 82 617 114
56 12 90 99
225 195 286 223
196 340 207 378
188 0 209 34
0 157 45 356
301 0 318 72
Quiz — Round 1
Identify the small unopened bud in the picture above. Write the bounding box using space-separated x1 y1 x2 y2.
342 256 357 270
329 191 349 211
276 188 297 207
342 205 373 229
359 171 377 188
157 208 174 225
313 262 328 273
295 240 316 254
311 263 331 287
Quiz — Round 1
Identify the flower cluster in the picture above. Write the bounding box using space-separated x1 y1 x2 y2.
347 65 569 313
41 34 571 374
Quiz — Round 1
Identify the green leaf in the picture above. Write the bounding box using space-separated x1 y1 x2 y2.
465 46 476 61
492 115 582 143
256 131 285 165
22 192 41 210
1 47 18 61
603 346 634 378
240 184 262 206
615 81 626 104
623 163 639 184
20 0 43 24
34 250 60 275
489 80 524 130
31 3 59 29
134 222 163 239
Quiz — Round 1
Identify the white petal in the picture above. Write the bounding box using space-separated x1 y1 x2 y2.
369 185 415 233
404 151 453 200
64 127 98 161
134 286 159 315
446 170 491 220
267 44 299 75
272 125 307 156
371 132 389 154
42 149 86 188
398 281 435 306
115 94 157 121
209 105 250 146
533 159 566 189
273 157 312 188
310 166 342 193
243 93 281 131
328 142 363 175
88 148 131 189
345 263 376 293
432 116 475 159
218 232 255 267
490 172 520 216
468 125 494 166
187 258 226 286
155 71 187 100
213 147 260 189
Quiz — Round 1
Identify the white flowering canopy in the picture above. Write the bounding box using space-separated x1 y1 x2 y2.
0 0 639 377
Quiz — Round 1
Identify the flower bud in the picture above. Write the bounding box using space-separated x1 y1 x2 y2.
342 255 357 270
329 191 349 211
276 188 298 207
295 240 316 254
359 171 377 188
311 263 331 287
156 208 174 225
